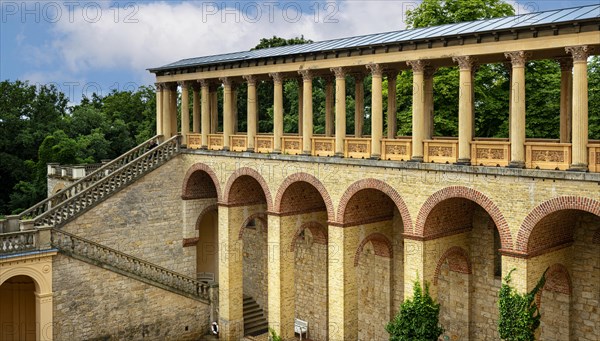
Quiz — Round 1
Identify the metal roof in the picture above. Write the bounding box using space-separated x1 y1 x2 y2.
149 4 600 73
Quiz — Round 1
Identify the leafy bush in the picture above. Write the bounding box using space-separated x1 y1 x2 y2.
386 279 444 341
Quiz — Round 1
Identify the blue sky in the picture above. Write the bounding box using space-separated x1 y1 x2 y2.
1 0 598 103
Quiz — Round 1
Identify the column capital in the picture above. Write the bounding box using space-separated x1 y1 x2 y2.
384 69 399 79
504 51 531 67
565 45 590 62
406 60 430 74
198 79 211 88
366 63 384 77
423 65 438 79
155 83 164 91
322 75 334 83
220 77 232 87
330 67 347 79
298 69 314 81
556 57 573 71
164 82 178 91
242 75 257 86
269 72 284 84
178 80 193 88
452 56 477 71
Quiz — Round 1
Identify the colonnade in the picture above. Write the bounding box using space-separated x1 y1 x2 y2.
156 45 591 170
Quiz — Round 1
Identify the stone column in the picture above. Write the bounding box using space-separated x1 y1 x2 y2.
332 67 347 156
557 57 573 143
243 75 257 152
505 51 529 168
162 83 173 139
325 76 334 137
169 84 178 137
328 225 359 341
354 73 365 137
155 83 163 137
367 63 384 158
503 62 513 138
299 70 314 154
232 87 238 134
221 77 233 151
298 78 304 136
566 45 590 171
270 72 284 153
407 60 429 161
210 88 218 133
192 83 201 133
200 80 210 149
386 71 398 139
424 67 436 139
217 205 244 340
267 215 296 339
454 56 476 165
180 81 190 147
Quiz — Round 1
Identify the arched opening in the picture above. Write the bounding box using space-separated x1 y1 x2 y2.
279 179 330 341
340 185 405 341
0 275 36 341
523 209 600 340
196 206 218 282
421 195 504 340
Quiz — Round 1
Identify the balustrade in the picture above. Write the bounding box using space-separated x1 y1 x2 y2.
471 139 511 167
344 138 371 159
311 137 335 157
230 135 248 152
0 230 37 254
588 142 600 173
255 135 274 153
208 134 224 150
282 136 303 155
525 141 571 170
187 133 202 149
424 138 459 164
381 138 412 161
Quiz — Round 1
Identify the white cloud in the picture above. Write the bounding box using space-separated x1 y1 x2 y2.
24 1 414 84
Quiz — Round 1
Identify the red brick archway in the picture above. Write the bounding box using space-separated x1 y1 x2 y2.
181 163 222 200
336 179 412 230
537 263 572 309
274 173 335 222
516 196 600 253
414 186 512 250
222 167 273 211
238 212 268 240
433 246 472 285
195 204 218 230
290 221 328 252
353 233 393 266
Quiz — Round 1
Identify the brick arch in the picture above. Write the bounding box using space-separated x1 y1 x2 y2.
353 233 393 266
433 246 472 285
238 212 268 240
223 167 273 211
289 221 328 252
537 263 572 309
415 186 512 250
181 163 222 200
336 178 412 230
274 173 335 222
517 196 600 253
195 204 218 230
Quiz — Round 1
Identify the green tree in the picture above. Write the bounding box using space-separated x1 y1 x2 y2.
405 0 514 28
498 268 547 341
386 280 444 341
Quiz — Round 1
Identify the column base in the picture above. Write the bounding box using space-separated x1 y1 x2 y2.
370 154 381 160
508 161 525 168
272 150 281 154
455 158 471 166
246 147 255 153
222 146 230 151
409 156 424 163
568 163 588 172
200 145 208 150
301 151 312 156
180 144 188 149
334 152 344 158
217 317 244 341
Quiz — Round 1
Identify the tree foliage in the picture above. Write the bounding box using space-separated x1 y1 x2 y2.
498 268 547 341
386 280 444 341
405 0 514 28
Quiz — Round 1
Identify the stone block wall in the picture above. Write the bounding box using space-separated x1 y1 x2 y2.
242 217 268 314
52 254 209 341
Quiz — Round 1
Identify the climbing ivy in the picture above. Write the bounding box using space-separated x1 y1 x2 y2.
386 279 444 341
498 268 547 341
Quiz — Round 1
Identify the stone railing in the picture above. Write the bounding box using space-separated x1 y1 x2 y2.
51 229 210 302
0 229 48 255
19 135 162 222
525 141 571 170
282 136 302 155
471 138 510 167
345 137 371 159
188 133 202 149
312 137 335 156
381 138 412 161
230 135 248 152
31 135 179 228
589 142 600 173
255 135 274 153
424 138 459 164
208 134 224 150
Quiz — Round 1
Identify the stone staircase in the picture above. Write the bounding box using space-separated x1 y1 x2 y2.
15 134 179 229
244 295 268 336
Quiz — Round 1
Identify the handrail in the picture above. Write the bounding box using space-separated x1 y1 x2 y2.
33 135 179 227
20 135 162 219
51 229 210 302
0 229 38 254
